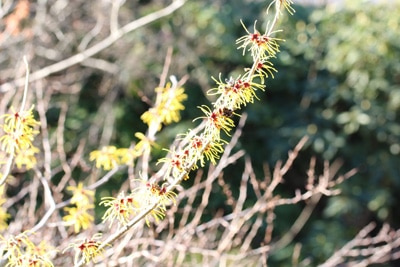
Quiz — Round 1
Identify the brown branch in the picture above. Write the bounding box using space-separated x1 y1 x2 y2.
0 0 186 93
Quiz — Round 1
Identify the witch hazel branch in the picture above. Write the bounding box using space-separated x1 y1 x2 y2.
77 0 297 265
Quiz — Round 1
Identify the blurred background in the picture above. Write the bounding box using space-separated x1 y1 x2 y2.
0 0 399 265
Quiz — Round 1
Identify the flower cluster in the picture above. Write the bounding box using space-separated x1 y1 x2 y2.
90 82 187 170
64 233 108 264
89 144 142 170
141 82 187 131
0 103 40 234
0 106 40 154
237 20 282 61
158 132 226 180
157 0 292 183
100 191 137 227
0 232 54 267
90 131 160 171
0 105 40 171
100 179 176 228
62 183 95 233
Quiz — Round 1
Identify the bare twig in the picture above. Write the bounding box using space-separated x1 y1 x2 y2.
0 0 186 93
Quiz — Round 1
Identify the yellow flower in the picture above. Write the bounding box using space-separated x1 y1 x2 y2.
209 75 265 109
63 205 94 233
129 182 167 226
236 20 283 61
141 83 187 130
115 148 136 166
144 205 166 226
158 147 190 180
253 60 277 83
5 253 54 267
66 182 94 207
157 84 187 125
100 191 138 228
89 146 119 170
14 145 39 169
132 132 158 156
133 179 176 211
0 231 55 267
0 231 33 256
0 105 40 156
186 134 207 168
202 139 225 165
1 106 40 132
90 143 153 170
63 183 94 233
198 105 235 138
64 233 108 264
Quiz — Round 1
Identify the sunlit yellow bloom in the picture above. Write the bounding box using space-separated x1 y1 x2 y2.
89 146 119 170
63 205 94 233
140 109 160 130
90 142 155 170
115 148 136 166
0 127 38 155
141 83 187 130
158 147 190 179
156 84 187 125
14 145 39 169
186 134 207 167
0 132 29 155
133 179 176 211
0 231 33 255
203 139 226 165
198 105 235 138
100 191 138 228
1 106 40 132
0 105 40 156
5 253 54 267
132 132 158 156
253 60 277 83
209 75 265 109
143 205 165 226
64 233 108 264
158 110 232 178
66 182 94 207
236 20 283 61
0 231 54 267
131 181 168 226
63 183 94 232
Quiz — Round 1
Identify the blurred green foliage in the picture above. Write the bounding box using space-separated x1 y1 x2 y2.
244 1 399 264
